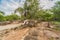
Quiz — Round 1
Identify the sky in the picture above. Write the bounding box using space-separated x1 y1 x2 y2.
0 0 59 15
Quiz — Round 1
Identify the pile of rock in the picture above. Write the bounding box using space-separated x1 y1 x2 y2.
21 20 38 28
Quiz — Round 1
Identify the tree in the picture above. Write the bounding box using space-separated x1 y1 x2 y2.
0 11 5 22
5 14 20 21
15 0 40 20
43 10 53 21
15 0 41 27
52 1 60 21
0 11 4 15
40 10 54 27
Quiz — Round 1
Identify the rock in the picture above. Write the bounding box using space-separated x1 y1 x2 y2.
50 25 55 28
24 35 38 40
44 30 59 38
29 28 39 36
21 20 37 28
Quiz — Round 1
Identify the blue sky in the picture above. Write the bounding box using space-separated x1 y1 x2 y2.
0 0 59 15
0 0 25 15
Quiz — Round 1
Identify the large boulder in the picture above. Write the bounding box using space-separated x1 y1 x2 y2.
23 20 37 27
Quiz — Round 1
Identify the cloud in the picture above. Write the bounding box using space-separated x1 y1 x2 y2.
40 0 56 9
0 0 24 15
0 0 58 15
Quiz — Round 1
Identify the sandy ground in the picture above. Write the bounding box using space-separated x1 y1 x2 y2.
2 28 29 40
0 23 22 30
0 22 60 40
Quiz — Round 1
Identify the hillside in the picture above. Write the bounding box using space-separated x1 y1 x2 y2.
0 22 60 40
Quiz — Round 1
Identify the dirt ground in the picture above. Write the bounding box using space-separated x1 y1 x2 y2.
0 22 60 40
0 23 23 30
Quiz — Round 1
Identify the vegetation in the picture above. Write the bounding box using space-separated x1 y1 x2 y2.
0 11 6 22
0 0 60 28
52 1 60 21
0 12 20 22
0 1 60 40
5 14 20 21
15 0 40 20
52 21 60 31
15 0 54 21
0 0 56 22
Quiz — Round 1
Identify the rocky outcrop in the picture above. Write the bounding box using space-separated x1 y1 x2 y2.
0 22 60 40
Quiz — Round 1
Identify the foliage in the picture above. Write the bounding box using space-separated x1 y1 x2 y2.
0 0 59 22
0 11 4 15
42 10 53 21
51 21 60 31
15 0 40 20
52 1 60 21
0 11 6 22
53 26 60 31
15 0 54 21
5 14 20 21
0 11 20 22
